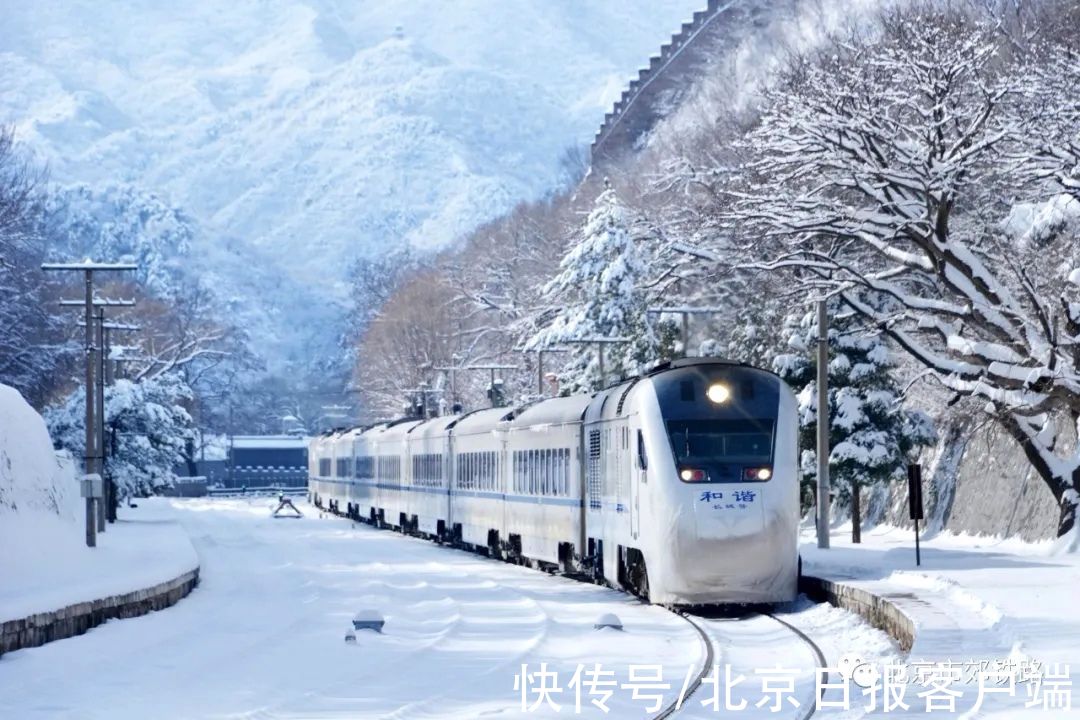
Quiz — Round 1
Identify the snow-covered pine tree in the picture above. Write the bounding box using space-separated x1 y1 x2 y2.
526 182 668 393
774 301 934 542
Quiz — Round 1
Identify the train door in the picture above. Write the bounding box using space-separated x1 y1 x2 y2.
443 433 453 534
630 425 641 541
499 432 509 542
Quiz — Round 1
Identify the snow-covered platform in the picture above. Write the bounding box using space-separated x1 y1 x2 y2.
802 525 1079 716
0 500 199 628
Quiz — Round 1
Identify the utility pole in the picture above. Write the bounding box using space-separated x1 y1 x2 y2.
42 261 137 548
646 306 727 358
76 317 140 526
816 300 831 550
434 354 463 412
94 308 105 531
563 337 630 389
452 364 518 408
60 298 135 388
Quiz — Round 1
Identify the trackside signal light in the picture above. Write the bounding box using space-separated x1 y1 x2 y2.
679 468 707 482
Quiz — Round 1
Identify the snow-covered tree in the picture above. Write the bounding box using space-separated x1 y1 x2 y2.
707 11 1080 537
46 373 194 500
0 126 74 405
774 301 934 539
526 183 669 393
44 182 195 298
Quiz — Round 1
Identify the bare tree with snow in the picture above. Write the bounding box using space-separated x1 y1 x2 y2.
701 9 1080 536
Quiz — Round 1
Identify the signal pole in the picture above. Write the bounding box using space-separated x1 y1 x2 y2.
42 261 138 548
646 306 726 357
816 300 831 549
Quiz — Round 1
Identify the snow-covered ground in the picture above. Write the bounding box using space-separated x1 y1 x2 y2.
0 498 897 719
0 514 196 625
803 524 1080 717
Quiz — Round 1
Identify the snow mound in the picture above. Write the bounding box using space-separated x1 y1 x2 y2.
0 383 82 567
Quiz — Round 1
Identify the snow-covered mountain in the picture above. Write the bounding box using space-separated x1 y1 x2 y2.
0 1 704 375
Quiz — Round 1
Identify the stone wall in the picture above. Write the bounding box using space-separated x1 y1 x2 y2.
876 418 1064 542
0 568 199 656
801 575 916 653
591 0 783 167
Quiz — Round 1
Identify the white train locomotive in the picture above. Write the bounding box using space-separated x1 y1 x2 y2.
309 358 800 605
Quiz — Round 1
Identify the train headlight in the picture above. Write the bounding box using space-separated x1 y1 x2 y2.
679 468 707 482
743 467 773 481
706 383 731 404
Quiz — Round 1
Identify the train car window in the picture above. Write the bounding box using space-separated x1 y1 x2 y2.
557 449 563 496
551 449 558 495
565 448 572 495
527 450 534 495
542 449 550 495
637 430 648 472
534 450 541 495
520 451 526 494
587 430 601 509
532 450 538 495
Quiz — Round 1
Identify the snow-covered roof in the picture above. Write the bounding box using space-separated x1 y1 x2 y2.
510 395 591 428
232 436 309 449
452 407 515 434
410 414 461 440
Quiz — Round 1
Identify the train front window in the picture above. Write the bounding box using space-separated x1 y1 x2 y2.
667 419 775 483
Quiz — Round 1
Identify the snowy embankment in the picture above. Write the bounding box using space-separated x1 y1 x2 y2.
803 524 1079 717
0 384 197 625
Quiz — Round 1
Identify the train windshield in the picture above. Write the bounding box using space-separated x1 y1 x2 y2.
668 419 774 465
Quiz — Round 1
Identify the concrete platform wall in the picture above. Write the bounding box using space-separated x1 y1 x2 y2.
0 568 199 657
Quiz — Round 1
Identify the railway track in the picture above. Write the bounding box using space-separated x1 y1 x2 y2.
656 609 829 720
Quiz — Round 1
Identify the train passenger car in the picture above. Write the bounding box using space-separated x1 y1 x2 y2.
308 430 343 511
403 415 458 538
448 407 513 551
502 395 590 569
364 419 421 530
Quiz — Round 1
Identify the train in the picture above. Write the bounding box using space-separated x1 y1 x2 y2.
308 357 800 605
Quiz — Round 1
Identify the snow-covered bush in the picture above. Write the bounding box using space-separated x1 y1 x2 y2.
46 374 194 499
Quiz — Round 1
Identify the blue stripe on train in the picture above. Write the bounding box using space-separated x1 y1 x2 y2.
309 478 596 509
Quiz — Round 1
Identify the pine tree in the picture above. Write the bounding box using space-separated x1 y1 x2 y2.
773 301 934 541
526 183 668 393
